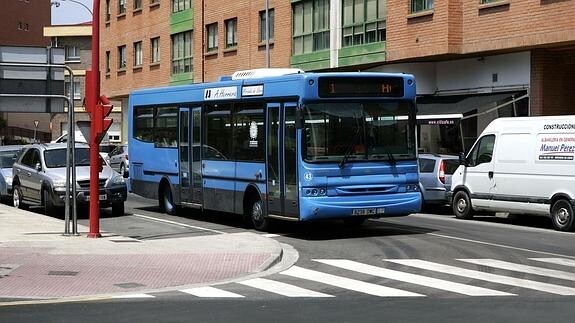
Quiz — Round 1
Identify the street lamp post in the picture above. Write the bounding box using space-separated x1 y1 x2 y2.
51 0 93 16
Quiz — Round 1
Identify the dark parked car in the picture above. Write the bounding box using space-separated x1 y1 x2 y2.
12 143 127 216
418 153 460 208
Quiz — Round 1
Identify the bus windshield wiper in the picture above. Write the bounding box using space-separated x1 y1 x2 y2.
339 127 361 169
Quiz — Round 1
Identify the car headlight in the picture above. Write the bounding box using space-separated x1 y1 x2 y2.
53 179 67 189
110 176 125 185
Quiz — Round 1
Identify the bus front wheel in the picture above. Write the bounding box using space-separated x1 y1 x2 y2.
160 183 179 215
250 200 269 232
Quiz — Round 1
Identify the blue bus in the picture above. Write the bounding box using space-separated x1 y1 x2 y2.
128 69 421 230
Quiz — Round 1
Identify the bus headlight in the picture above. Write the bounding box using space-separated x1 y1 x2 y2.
405 184 420 192
303 187 327 196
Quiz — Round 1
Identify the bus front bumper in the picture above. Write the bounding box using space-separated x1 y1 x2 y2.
298 192 422 221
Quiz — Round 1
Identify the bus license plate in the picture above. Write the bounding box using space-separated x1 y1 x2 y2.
87 194 107 201
352 208 384 216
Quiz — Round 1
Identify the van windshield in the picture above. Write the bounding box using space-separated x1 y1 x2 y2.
44 148 99 168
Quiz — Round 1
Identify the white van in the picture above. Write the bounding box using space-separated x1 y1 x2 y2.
450 116 575 232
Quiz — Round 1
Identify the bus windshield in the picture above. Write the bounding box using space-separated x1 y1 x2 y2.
304 101 416 163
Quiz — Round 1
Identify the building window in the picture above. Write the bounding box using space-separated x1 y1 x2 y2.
105 0 111 21
151 37 160 63
259 9 275 42
171 31 192 74
292 0 330 55
134 0 142 9
410 0 433 13
118 0 126 14
150 0 160 4
206 23 218 53
172 0 191 13
225 18 238 48
342 0 386 47
105 51 111 73
118 45 126 69
134 41 143 66
65 46 81 62
65 81 81 100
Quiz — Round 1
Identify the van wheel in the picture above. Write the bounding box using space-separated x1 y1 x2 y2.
453 191 474 219
160 183 178 215
13 185 28 210
250 199 269 231
551 199 575 232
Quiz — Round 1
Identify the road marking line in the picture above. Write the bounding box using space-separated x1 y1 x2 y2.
531 258 575 268
386 259 575 296
239 278 333 297
314 259 513 296
280 266 424 297
458 259 575 281
261 233 281 238
112 294 155 299
426 233 575 259
181 287 244 298
133 214 226 234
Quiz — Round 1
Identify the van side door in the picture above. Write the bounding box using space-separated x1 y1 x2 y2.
463 134 496 210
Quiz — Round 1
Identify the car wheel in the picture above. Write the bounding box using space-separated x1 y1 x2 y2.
112 202 125 217
551 199 575 232
43 189 57 216
453 190 474 219
250 199 269 231
160 183 178 215
12 185 28 210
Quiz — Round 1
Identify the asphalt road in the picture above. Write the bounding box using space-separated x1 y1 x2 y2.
2 194 574 322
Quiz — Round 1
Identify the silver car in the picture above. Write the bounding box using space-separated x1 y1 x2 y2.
418 153 460 208
12 143 127 216
106 144 129 177
0 145 23 200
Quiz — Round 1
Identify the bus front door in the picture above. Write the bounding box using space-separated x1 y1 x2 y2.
179 107 203 207
266 103 299 219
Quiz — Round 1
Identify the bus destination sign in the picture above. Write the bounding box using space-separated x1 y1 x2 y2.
318 77 404 98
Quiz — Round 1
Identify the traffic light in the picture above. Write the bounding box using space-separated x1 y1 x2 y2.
89 95 113 145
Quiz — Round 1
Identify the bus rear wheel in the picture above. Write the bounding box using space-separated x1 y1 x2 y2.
250 200 269 232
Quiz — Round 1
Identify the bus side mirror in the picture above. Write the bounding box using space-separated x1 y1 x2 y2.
458 152 468 167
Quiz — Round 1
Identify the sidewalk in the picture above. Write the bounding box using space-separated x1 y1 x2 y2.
0 204 284 302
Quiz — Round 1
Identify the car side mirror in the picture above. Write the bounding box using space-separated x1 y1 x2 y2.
458 152 468 167
35 162 42 171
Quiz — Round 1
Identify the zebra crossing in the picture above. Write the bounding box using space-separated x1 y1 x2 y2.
113 257 575 299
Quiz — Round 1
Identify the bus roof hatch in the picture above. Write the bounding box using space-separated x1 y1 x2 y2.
231 68 304 80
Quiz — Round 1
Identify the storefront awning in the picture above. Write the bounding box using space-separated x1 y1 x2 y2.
417 91 529 120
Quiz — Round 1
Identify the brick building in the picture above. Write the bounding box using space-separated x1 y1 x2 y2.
0 0 52 143
44 23 123 144
99 0 575 151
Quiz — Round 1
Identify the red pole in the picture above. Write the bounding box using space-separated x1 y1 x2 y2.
87 0 101 238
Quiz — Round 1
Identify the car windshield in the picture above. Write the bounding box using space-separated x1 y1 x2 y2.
44 148 97 168
303 101 417 163
0 150 20 168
